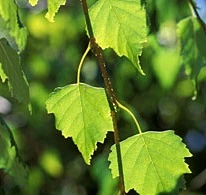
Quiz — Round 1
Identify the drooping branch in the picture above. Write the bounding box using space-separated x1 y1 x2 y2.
80 0 118 111
80 0 125 194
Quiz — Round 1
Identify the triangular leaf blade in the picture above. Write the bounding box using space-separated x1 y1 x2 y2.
0 38 29 105
46 83 113 164
109 130 192 195
89 0 147 74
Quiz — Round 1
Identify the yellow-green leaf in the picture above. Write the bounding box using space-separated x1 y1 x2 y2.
45 0 66 22
46 83 113 164
28 0 66 22
109 130 192 195
29 0 38 6
89 0 147 74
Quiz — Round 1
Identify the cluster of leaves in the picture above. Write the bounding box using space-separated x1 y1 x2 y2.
0 0 206 194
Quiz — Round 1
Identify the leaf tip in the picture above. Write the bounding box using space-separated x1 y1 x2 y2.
29 0 38 6
45 14 55 23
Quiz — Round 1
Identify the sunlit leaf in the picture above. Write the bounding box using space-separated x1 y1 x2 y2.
0 0 27 51
46 83 113 164
0 38 29 105
28 0 66 22
45 0 66 22
89 0 147 74
109 130 192 195
29 0 38 6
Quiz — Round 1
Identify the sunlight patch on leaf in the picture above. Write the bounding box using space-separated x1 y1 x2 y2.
109 130 192 195
29 0 38 6
46 83 113 164
89 0 147 74
0 38 29 105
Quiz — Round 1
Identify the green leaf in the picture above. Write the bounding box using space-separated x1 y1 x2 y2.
28 0 66 22
89 0 147 74
109 130 192 195
0 0 27 51
148 35 181 89
45 0 66 22
46 83 113 164
0 116 28 187
0 63 7 82
177 17 206 79
29 0 38 6
0 38 29 105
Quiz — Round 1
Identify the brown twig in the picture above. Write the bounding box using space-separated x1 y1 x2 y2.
80 0 125 194
111 111 126 195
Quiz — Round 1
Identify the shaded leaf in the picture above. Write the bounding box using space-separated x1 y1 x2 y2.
0 116 28 187
91 155 118 195
177 17 206 79
89 0 147 74
0 38 29 105
0 0 27 51
109 130 192 195
46 83 113 164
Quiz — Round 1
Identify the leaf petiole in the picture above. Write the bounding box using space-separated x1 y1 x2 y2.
117 101 142 134
77 42 91 84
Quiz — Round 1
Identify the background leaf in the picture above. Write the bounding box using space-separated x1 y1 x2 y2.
0 116 28 187
46 83 113 164
148 35 181 89
28 0 66 22
0 0 27 51
109 130 192 195
45 0 66 22
0 38 29 105
89 0 147 74
91 155 118 195
177 17 206 79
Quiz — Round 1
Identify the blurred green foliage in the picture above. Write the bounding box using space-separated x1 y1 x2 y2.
0 0 206 194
